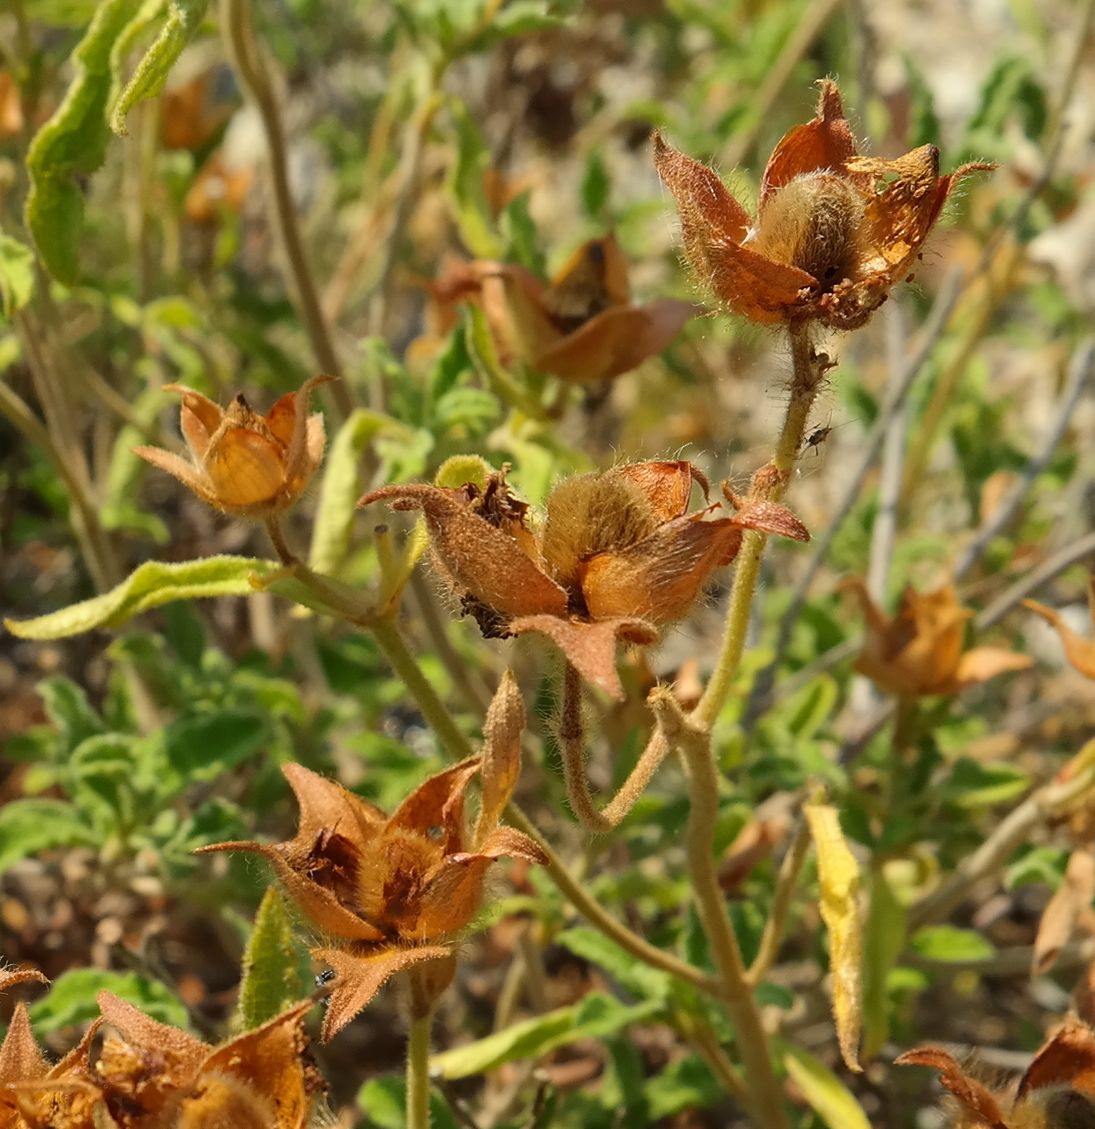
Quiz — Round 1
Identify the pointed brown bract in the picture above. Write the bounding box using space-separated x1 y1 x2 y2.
845 579 1030 698
200 736 544 1039
655 79 994 330
134 376 331 519
1025 577 1095 681
899 1019 1095 1128
362 461 808 698
414 235 694 382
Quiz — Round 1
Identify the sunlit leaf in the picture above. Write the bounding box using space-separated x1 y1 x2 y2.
4 557 281 639
111 0 211 135
782 1042 872 1129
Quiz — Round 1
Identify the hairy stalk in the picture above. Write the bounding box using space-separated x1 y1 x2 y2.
684 1017 749 1104
15 312 119 590
748 816 811 986
558 663 671 832
647 329 826 1128
651 690 790 1129
504 800 724 996
219 0 352 420
407 1008 433 1129
695 326 826 727
264 517 297 566
368 615 476 762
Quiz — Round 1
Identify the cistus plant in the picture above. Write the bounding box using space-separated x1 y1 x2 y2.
2 2 1095 1128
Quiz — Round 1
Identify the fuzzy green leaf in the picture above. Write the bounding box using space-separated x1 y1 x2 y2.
4 556 281 640
309 409 410 574
111 0 211 134
429 993 661 1080
0 799 97 873
236 888 310 1030
28 969 190 1034
25 0 141 283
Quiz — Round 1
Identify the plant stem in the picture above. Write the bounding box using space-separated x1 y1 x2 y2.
407 1008 433 1129
368 615 476 762
676 718 791 1129
504 801 724 997
694 325 825 728
559 662 671 832
219 0 352 420
748 816 811 986
264 517 297 565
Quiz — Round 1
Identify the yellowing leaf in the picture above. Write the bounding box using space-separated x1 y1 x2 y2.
805 799 863 1072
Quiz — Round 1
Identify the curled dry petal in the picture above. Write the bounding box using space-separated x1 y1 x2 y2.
509 615 657 700
1034 850 1095 975
312 946 453 1041
613 459 708 522
847 580 1028 698
895 1046 1008 1128
359 484 568 618
1026 582 1095 680
1018 1019 1095 1100
474 671 525 846
386 757 480 853
0 968 48 994
196 837 386 943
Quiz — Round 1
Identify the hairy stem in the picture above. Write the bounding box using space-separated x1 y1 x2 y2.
407 1008 433 1129
220 0 352 419
558 663 670 832
695 326 825 727
748 816 811 986
368 615 476 762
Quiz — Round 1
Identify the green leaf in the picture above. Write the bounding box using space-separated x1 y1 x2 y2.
781 1042 872 1129
0 233 35 319
942 758 1030 809
580 149 610 219
430 992 661 1079
465 306 545 418
0 799 97 872
24 0 141 283
444 97 502 258
163 709 268 783
309 409 410 574
28 969 190 1034
236 888 310 1030
910 925 995 963
556 927 672 1001
111 0 212 135
4 556 282 640
38 676 105 747
644 1055 723 1121
861 867 906 1061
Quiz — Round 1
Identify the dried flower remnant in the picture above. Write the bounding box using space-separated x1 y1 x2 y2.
361 460 808 698
199 678 544 1039
134 376 330 519
845 579 1031 698
897 1018 1095 1128
654 80 994 329
420 235 694 383
1025 576 1095 681
92 994 319 1129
